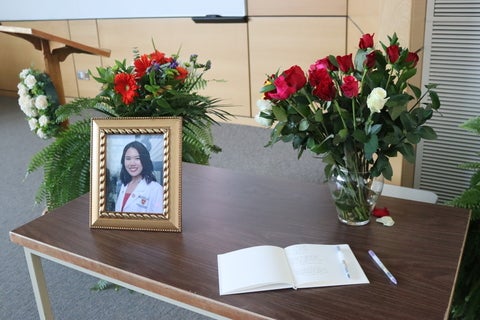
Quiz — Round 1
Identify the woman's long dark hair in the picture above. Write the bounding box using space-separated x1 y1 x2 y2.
119 141 157 185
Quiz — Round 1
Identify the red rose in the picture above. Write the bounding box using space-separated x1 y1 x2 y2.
340 75 359 98
365 50 377 68
309 57 337 73
114 73 139 105
311 69 336 101
266 65 306 100
406 51 419 67
359 33 374 49
386 45 400 63
336 54 354 73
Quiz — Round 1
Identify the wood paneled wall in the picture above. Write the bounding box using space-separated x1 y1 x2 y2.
0 0 426 185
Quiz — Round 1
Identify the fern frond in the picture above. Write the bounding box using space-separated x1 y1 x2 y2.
27 119 91 209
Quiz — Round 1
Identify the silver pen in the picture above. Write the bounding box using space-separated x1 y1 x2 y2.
368 250 398 285
337 245 351 278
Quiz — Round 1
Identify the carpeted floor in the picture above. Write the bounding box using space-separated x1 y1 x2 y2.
0 95 324 319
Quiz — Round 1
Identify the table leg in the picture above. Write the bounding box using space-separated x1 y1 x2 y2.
24 248 54 320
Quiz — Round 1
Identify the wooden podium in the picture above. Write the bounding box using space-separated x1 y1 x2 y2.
0 25 111 104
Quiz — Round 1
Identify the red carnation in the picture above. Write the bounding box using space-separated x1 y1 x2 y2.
114 73 139 105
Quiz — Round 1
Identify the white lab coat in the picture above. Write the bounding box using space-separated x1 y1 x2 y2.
115 178 164 214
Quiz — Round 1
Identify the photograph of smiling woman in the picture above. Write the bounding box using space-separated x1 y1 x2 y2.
108 137 165 214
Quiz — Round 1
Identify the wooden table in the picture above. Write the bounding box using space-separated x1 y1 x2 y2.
10 163 470 320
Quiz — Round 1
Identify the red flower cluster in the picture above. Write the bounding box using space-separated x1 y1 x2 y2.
112 50 189 105
262 33 420 104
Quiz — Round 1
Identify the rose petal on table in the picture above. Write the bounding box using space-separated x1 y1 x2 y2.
376 216 395 227
372 207 390 217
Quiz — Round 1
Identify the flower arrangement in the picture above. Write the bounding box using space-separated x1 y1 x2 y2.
26 47 230 210
256 33 440 181
17 68 62 139
255 33 441 225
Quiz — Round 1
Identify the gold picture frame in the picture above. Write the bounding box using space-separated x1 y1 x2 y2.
90 117 182 232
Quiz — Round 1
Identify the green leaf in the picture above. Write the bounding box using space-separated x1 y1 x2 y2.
365 134 378 159
299 118 310 131
400 112 416 131
419 126 438 140
353 129 368 143
387 103 408 120
408 83 422 99
272 105 288 122
399 143 416 163
398 67 417 84
461 117 480 135
260 84 276 93
370 124 382 135
429 90 441 110
406 132 421 144
314 109 324 122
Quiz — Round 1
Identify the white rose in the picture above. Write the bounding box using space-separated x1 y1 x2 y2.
28 118 38 131
24 74 37 89
35 95 49 110
254 112 273 127
367 87 389 113
19 69 30 79
19 96 37 117
17 83 28 96
256 99 273 112
36 129 48 139
38 115 49 127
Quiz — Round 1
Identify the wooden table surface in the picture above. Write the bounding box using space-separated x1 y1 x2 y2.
10 163 470 320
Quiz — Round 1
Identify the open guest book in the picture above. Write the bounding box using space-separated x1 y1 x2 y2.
217 244 369 295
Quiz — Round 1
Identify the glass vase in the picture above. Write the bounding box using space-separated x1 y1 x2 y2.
328 169 384 226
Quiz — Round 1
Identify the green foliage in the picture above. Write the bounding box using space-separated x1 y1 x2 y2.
26 48 232 210
448 115 480 320
256 33 439 181
27 120 91 210
90 279 124 292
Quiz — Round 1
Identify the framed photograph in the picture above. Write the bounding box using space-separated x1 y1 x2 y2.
90 117 182 232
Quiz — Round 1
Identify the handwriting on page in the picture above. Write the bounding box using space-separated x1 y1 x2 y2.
288 253 329 282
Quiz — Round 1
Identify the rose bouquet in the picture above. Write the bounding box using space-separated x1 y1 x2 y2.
255 33 440 225
17 68 62 139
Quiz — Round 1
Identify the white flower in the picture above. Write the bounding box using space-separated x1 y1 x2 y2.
19 96 37 117
367 87 389 113
28 118 38 131
36 128 48 139
17 83 28 96
256 99 273 112
24 74 37 89
254 112 273 127
19 69 30 79
35 95 49 110
38 115 49 127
